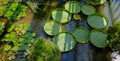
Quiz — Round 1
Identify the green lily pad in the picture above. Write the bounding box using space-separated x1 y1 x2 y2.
73 27 89 43
82 5 96 15
65 1 82 13
52 8 71 23
90 30 108 48
87 14 108 29
44 20 62 35
52 32 76 52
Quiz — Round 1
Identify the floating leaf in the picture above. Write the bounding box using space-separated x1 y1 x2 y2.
73 14 81 20
44 20 62 35
52 32 76 52
73 27 89 43
87 14 108 29
82 5 96 15
52 8 71 23
65 1 82 13
90 30 108 48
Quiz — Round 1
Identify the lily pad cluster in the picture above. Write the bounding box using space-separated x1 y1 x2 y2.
43 1 109 52
0 22 5 35
1 24 35 60
2 2 27 20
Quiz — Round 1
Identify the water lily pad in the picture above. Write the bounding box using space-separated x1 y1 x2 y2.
90 30 108 48
44 20 62 35
65 1 82 13
52 32 76 52
73 27 89 43
82 5 96 15
52 8 71 23
87 14 108 29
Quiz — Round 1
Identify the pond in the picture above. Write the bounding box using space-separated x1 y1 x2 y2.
30 1 111 61
0 0 120 61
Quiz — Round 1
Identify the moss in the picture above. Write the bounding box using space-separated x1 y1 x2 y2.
29 38 60 61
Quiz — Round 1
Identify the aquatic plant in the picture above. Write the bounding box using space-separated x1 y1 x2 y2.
29 38 60 61
52 32 76 52
107 21 120 51
73 14 81 20
3 2 27 20
2 23 35 60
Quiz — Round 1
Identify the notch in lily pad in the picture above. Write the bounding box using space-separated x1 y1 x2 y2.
73 27 89 43
90 30 108 48
52 8 72 24
82 5 96 15
87 13 108 29
65 1 82 13
52 32 76 52
44 20 62 35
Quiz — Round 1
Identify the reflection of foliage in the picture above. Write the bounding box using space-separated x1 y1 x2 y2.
27 0 58 13
83 0 107 5
0 22 5 35
29 38 60 61
27 1 38 12
2 24 35 60
107 21 120 51
3 2 27 20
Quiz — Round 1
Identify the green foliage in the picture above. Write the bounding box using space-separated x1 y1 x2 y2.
107 21 120 51
4 45 11 51
0 22 5 35
0 5 6 16
83 0 107 5
2 23 35 60
29 38 60 61
3 2 27 20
